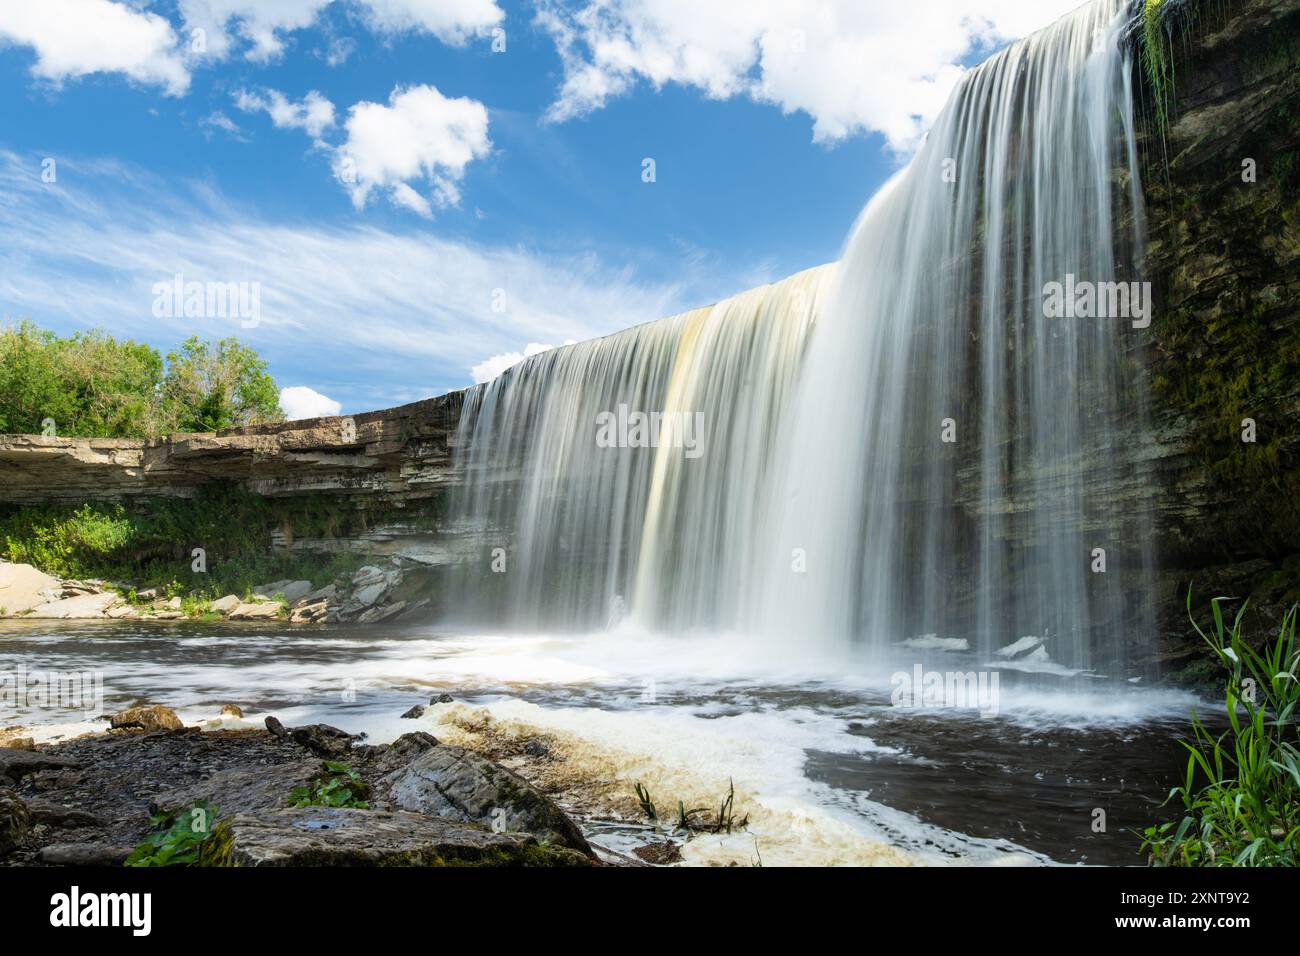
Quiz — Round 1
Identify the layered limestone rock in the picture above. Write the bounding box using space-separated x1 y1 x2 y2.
0 392 464 506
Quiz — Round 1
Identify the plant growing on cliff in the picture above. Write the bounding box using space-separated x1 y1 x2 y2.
1140 593 1300 866
289 761 371 809
1140 0 1173 140
0 486 381 601
125 800 228 867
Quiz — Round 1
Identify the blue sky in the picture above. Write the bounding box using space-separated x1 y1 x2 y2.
0 0 1080 417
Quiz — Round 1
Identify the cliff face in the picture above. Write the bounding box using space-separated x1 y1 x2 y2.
1138 0 1300 653
0 393 464 507
0 0 1295 671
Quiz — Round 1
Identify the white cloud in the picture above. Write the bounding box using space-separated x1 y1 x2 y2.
0 151 698 402
357 0 504 42
178 0 502 62
0 0 189 94
280 385 343 419
333 84 491 217
471 341 577 384
534 0 1084 152
200 110 249 141
235 88 336 139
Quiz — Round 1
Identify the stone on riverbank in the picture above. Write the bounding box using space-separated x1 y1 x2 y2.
25 592 120 618
210 595 241 615
228 601 281 621
109 705 184 733
0 562 61 615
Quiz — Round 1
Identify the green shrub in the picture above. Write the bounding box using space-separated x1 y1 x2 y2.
0 485 380 602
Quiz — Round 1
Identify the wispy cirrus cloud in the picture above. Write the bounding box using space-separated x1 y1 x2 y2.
0 150 696 407
177 0 504 62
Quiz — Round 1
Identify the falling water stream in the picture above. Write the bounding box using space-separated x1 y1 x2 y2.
450 0 1157 675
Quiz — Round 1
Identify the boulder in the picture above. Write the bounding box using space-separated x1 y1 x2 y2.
381 744 591 854
351 580 389 608
289 599 329 624
210 594 242 615
351 566 385 587
109 705 184 733
287 723 358 758
220 704 244 718
400 705 426 720
0 562 61 615
370 732 439 775
0 789 30 855
219 807 590 867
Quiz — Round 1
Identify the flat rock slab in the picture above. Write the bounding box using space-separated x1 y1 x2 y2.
228 602 281 620
0 749 81 784
223 807 590 867
150 760 321 818
0 562 61 615
25 592 120 618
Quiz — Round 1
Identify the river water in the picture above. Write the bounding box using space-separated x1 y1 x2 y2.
0 619 1205 867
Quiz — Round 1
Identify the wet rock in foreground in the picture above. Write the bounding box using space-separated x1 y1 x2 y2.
218 807 590 867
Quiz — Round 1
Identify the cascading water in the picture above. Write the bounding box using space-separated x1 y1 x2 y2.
448 0 1158 676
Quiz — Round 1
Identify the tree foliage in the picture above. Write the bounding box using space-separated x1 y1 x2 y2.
0 320 282 438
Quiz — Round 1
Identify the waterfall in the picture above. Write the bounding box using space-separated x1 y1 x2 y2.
448 0 1156 675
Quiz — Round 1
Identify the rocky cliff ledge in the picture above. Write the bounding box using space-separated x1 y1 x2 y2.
0 392 465 507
